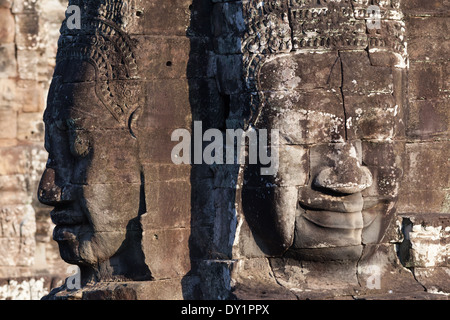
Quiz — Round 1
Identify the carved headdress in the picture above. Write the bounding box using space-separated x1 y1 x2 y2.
51 0 140 127
242 0 407 126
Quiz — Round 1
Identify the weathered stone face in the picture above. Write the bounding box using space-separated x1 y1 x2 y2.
39 98 142 267
238 0 407 262
35 0 195 293
37 0 148 281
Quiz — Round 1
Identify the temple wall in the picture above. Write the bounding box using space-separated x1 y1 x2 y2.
0 0 448 299
0 0 69 300
396 0 450 294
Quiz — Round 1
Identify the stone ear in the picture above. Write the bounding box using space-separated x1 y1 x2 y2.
128 106 142 138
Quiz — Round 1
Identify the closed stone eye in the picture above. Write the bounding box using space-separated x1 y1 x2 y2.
69 130 91 158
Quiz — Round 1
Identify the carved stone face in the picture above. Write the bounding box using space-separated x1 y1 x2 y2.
243 49 405 261
38 61 142 268
239 0 407 262
34 0 151 280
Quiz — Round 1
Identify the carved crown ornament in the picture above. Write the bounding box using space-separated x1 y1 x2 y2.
242 0 406 54
240 0 407 127
51 0 140 126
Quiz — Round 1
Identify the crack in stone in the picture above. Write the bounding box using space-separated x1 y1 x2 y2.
337 51 348 141
266 257 300 300
397 217 428 292
287 6 295 53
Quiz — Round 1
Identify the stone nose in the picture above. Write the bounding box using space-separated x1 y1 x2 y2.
38 167 76 206
313 145 373 195
38 168 62 206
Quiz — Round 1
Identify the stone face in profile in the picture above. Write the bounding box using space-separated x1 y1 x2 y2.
37 0 150 284
37 0 195 300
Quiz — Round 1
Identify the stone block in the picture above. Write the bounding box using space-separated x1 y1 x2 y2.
345 94 401 141
185 37 215 78
402 141 450 190
187 0 214 37
0 107 17 139
0 78 16 107
215 54 243 95
188 78 225 129
138 126 188 164
259 91 345 145
15 80 45 113
409 62 443 100
141 180 191 229
406 99 449 138
408 38 450 62
142 228 191 280
16 49 38 80
341 50 394 95
0 8 15 43
409 224 450 268
0 0 12 9
140 79 192 130
0 174 28 206
398 142 449 215
0 145 29 175
407 20 450 62
402 0 450 16
398 189 449 215
212 1 245 38
361 140 404 199
14 13 39 50
135 36 191 80
0 204 36 238
0 238 18 266
259 52 341 92
0 44 17 78
17 112 44 142
125 0 192 36
406 16 450 40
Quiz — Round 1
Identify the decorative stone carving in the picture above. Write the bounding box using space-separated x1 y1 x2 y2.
38 0 149 286
209 0 432 299
30 0 450 300
37 0 193 299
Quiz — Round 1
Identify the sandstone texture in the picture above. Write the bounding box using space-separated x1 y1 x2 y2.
0 0 448 300
0 0 69 300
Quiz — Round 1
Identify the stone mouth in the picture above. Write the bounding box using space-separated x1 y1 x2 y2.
50 206 87 226
298 188 365 213
301 210 364 230
298 187 388 230
53 224 81 241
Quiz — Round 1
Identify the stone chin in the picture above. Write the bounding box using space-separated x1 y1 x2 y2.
287 208 364 262
54 225 127 267
286 198 397 262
